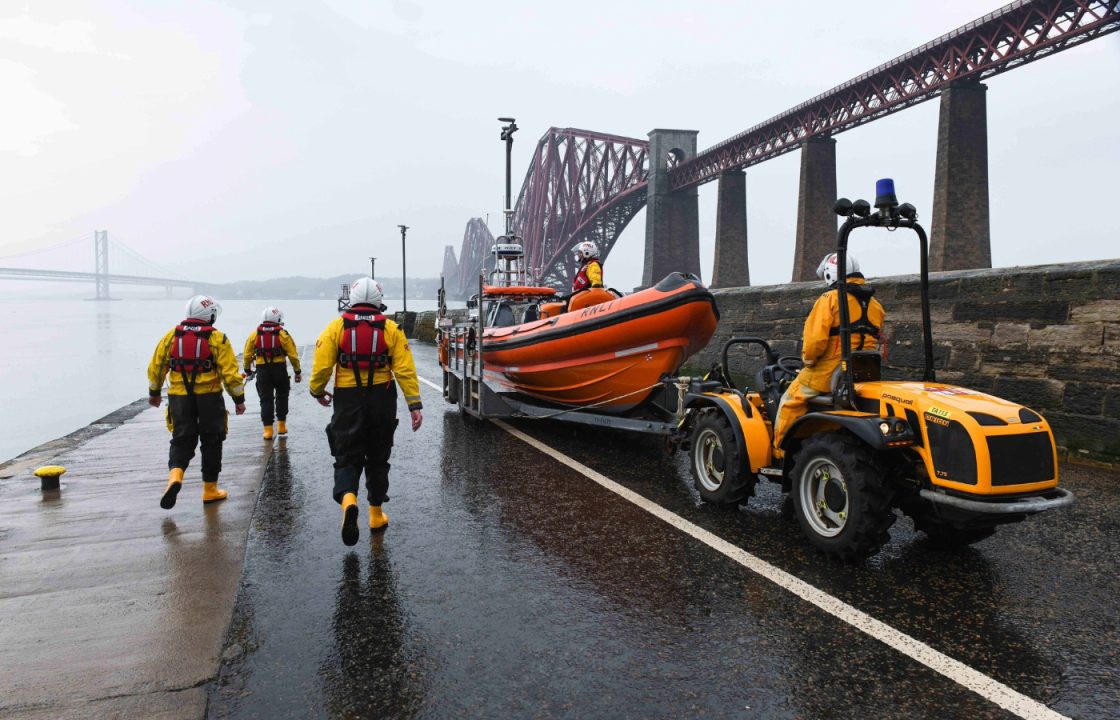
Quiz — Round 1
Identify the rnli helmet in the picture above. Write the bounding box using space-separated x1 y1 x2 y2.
573 241 599 261
349 277 385 308
185 294 222 324
816 253 860 286
261 306 284 324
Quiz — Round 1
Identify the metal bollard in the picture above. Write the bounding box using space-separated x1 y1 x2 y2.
34 465 66 493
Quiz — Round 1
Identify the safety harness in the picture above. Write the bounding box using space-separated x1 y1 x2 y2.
169 322 215 395
829 283 881 350
339 308 391 388
572 259 602 292
255 322 283 362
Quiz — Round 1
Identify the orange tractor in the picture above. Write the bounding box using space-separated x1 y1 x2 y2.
683 182 1073 560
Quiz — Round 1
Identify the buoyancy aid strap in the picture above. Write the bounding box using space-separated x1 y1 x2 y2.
828 284 880 350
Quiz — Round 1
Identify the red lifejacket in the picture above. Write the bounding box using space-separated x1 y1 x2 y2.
572 259 602 292
339 308 390 386
255 322 283 361
169 321 215 394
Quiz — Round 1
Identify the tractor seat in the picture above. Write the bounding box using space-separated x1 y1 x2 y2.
806 351 883 408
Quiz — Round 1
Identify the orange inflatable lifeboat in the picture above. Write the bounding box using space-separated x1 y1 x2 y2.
478 273 719 411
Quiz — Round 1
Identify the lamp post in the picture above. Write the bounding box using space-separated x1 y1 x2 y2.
397 225 409 312
369 256 376 278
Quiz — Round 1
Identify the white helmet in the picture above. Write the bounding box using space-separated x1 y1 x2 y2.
816 253 860 286
349 277 384 308
184 294 222 324
261 306 284 324
573 241 599 261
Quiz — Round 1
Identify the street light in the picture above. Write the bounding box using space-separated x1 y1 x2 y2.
369 256 376 278
397 225 409 312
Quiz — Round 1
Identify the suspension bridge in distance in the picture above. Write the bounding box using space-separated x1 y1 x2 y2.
0 230 224 299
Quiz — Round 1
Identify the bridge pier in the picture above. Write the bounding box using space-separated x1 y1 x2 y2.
792 136 837 282
642 129 700 288
930 79 991 271
711 169 749 288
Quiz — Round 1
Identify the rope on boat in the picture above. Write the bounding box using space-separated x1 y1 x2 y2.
511 382 668 420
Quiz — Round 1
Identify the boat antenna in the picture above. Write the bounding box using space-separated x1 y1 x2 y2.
499 117 518 238
492 117 526 287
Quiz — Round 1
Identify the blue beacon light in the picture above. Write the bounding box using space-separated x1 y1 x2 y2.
875 178 898 209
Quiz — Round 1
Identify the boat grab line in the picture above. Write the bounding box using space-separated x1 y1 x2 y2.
471 407 1068 720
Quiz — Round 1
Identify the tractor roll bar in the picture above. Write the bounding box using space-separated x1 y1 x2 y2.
833 187 935 410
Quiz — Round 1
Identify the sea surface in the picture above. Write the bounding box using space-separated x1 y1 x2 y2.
0 295 440 464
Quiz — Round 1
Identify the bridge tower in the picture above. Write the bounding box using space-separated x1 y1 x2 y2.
792 136 837 282
711 169 749 287
930 80 991 271
642 129 700 288
94 230 110 300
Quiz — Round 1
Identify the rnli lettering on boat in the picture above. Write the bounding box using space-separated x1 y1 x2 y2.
579 301 615 319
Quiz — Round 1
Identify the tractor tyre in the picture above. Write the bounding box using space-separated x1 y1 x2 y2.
791 434 895 561
690 411 756 506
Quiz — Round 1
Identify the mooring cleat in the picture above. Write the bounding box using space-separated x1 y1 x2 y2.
369 505 389 531
161 468 184 509
202 481 228 504
341 493 359 546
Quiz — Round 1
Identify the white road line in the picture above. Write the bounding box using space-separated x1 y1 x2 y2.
416 374 1066 720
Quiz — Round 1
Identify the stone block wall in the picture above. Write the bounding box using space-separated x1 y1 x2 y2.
692 260 1120 463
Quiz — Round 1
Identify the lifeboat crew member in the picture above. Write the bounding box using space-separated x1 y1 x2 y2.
772 253 886 455
243 307 302 440
571 240 604 293
148 294 246 508
309 277 423 546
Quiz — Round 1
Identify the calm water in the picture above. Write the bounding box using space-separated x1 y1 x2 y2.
0 295 440 464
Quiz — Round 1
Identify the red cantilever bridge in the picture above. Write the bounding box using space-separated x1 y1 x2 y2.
444 0 1119 299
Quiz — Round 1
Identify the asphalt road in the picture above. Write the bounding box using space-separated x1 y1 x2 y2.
207 345 1120 720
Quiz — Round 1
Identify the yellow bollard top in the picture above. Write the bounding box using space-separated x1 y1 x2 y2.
33 465 67 478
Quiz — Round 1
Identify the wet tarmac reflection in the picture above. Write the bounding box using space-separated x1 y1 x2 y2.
319 545 430 718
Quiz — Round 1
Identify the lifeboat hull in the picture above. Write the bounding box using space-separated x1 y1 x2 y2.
481 274 719 411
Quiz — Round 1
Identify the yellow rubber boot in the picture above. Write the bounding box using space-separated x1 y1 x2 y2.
369 505 389 531
202 481 228 504
161 468 184 509
277 420 288 436
341 493 359 546
263 424 275 441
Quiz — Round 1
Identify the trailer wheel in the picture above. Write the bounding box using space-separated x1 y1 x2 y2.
690 411 756 506
791 434 895 561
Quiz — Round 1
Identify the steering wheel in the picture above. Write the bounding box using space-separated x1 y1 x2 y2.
775 355 803 380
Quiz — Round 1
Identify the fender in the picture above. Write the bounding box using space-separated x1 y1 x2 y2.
685 394 748 472
781 411 915 453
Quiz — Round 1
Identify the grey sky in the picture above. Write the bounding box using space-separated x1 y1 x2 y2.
2 1 1117 291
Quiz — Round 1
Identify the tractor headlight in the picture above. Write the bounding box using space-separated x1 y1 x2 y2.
893 420 907 434
879 422 890 435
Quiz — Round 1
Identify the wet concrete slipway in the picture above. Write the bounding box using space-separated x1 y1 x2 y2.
2 346 1118 720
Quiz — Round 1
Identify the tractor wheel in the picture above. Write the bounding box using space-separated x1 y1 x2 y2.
690 411 756 506
791 434 895 561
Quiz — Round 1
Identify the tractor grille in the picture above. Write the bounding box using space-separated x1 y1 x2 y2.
987 432 1055 487
926 418 977 485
